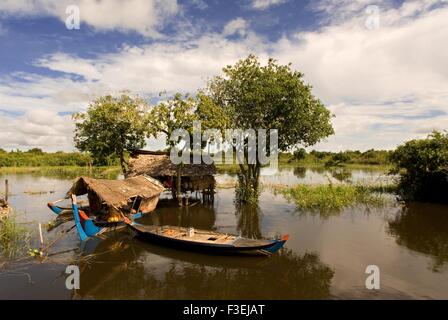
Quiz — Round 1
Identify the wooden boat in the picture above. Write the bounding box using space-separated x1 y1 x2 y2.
128 223 289 256
70 195 288 255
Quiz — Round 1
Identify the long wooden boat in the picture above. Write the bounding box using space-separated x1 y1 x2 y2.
128 223 289 256
70 195 288 256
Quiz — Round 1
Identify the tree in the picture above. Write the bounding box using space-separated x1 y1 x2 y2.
390 131 448 203
201 55 334 202
325 152 350 167
293 148 307 161
73 93 149 175
146 93 198 148
27 148 44 154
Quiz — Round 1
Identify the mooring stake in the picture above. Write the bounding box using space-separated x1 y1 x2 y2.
38 223 44 253
5 179 8 204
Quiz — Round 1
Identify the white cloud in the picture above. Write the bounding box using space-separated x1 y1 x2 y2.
1 0 448 151
249 0 288 10
0 0 179 37
0 109 75 151
223 18 249 37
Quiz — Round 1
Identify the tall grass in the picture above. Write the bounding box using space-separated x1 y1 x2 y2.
0 213 30 259
277 183 393 215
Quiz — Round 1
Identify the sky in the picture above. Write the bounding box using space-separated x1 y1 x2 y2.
0 0 447 152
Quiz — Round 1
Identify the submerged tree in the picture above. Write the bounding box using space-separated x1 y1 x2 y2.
202 55 334 203
73 93 149 175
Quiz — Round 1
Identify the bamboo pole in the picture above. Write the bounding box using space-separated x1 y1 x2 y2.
5 179 8 204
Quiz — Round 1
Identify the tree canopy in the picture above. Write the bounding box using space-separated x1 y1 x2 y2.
146 93 197 148
204 55 334 149
73 93 149 175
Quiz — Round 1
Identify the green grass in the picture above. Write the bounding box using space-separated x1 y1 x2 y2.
0 166 122 179
0 213 30 259
277 183 394 215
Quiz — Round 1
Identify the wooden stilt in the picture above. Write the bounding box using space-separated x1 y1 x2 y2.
177 168 182 207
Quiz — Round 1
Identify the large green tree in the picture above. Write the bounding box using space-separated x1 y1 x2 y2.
201 55 334 202
73 93 149 175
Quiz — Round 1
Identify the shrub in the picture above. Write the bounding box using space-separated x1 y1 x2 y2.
390 131 448 203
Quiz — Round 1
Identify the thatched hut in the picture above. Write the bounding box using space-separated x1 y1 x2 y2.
68 175 164 219
127 151 216 203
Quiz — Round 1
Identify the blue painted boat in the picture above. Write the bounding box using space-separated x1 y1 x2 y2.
70 194 139 241
47 201 90 215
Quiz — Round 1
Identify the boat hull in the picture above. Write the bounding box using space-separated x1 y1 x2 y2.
129 224 287 256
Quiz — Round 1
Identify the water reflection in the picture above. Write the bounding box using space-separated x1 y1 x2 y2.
388 202 448 272
235 203 262 239
77 233 334 300
329 168 352 183
141 200 216 231
293 167 306 179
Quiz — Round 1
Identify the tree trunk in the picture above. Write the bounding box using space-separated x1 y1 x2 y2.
119 152 127 177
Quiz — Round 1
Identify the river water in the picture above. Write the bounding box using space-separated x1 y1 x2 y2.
0 167 447 299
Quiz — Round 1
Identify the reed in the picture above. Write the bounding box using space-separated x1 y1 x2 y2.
277 183 393 214
0 212 30 259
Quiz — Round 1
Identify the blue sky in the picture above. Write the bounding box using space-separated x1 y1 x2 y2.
0 0 447 151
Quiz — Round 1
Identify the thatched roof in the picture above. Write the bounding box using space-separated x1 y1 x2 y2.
68 175 164 209
127 151 216 178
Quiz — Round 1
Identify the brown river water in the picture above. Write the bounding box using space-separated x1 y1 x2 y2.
0 167 447 299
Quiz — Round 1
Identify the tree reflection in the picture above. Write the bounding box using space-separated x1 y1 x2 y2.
293 167 306 179
235 202 262 239
388 202 448 272
329 168 352 183
142 200 216 231
76 234 334 300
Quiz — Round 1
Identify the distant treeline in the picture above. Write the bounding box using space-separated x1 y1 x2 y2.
0 147 392 168
0 148 94 167
280 149 392 166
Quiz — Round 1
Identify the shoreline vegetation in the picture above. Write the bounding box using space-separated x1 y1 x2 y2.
0 149 393 178
0 148 392 168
